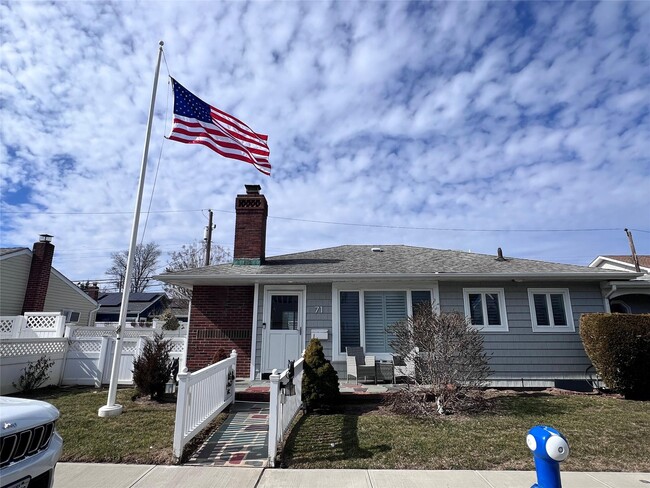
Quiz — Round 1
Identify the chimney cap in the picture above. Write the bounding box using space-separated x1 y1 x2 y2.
245 184 262 195
39 234 54 243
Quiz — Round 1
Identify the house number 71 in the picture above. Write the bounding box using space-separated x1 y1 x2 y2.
314 306 323 313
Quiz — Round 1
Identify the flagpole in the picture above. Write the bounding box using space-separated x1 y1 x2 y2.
99 41 165 417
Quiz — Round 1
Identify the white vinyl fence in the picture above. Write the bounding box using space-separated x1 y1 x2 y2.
172 351 237 461
0 315 187 395
268 352 305 467
0 313 66 339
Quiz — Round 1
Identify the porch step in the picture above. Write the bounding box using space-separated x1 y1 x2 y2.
235 388 270 402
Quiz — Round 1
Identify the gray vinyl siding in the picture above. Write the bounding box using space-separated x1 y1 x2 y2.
305 283 333 359
439 281 605 381
0 254 31 315
43 272 97 326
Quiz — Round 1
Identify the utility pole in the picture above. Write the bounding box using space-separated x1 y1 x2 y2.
204 209 215 266
624 228 641 272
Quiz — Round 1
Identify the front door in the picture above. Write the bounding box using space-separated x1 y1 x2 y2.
262 289 304 373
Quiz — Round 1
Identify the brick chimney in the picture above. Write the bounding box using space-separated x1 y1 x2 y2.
233 185 268 265
81 281 100 301
22 234 55 313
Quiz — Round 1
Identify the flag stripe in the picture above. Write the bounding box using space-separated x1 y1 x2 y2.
168 77 271 175
173 117 270 156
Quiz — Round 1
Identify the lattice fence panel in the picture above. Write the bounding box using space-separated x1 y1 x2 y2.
69 340 103 353
1 340 66 358
70 327 116 339
169 340 186 353
0 318 15 335
25 315 59 330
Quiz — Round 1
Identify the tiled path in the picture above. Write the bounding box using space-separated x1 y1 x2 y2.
186 402 269 467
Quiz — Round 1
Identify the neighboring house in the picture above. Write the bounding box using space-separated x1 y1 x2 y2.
0 235 98 326
589 255 650 313
157 185 642 387
95 292 169 323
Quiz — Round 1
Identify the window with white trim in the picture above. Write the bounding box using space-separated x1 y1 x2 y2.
61 309 80 324
528 289 574 332
462 288 508 332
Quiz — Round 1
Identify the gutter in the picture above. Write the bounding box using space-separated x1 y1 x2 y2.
154 270 643 287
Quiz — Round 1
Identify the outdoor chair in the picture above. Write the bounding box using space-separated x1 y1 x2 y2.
346 347 376 384
392 347 418 382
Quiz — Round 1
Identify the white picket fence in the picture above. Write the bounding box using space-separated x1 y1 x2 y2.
0 318 188 395
172 351 237 461
268 353 305 467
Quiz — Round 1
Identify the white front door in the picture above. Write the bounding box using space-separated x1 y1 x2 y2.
262 289 304 373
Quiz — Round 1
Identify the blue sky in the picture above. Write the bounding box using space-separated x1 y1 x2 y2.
1 1 649 288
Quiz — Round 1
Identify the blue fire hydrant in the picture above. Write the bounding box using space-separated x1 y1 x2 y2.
526 425 569 488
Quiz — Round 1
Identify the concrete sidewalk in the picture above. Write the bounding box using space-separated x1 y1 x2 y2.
54 463 650 488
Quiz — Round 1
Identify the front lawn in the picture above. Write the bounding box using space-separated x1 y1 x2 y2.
283 390 650 471
15 386 226 464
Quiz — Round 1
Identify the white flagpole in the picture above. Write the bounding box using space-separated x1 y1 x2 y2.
99 41 165 417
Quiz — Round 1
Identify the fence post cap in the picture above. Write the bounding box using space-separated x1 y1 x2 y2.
230 349 237 357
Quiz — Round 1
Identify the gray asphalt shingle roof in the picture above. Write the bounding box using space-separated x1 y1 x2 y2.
157 245 631 284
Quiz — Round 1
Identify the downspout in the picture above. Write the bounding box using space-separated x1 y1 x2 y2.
89 303 101 327
250 283 259 381
602 283 617 313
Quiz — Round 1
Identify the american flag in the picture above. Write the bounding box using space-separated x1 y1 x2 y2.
167 78 271 176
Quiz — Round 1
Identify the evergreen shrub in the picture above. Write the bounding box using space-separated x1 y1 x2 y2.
132 332 174 401
580 313 650 400
302 338 340 411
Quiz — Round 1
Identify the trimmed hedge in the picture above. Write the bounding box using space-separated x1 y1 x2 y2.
302 338 340 411
580 313 650 400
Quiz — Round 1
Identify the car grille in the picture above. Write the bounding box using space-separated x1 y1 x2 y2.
0 422 55 468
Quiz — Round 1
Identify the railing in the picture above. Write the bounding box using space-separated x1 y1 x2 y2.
172 350 237 462
268 352 305 467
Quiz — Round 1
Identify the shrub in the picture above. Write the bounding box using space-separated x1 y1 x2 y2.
302 338 340 411
158 308 180 331
388 303 491 415
132 332 174 401
13 355 55 392
580 313 650 400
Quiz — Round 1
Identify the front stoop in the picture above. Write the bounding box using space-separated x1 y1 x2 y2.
186 402 269 468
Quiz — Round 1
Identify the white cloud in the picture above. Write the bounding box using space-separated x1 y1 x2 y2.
0 1 648 288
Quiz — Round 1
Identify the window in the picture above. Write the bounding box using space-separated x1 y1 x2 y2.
61 309 80 324
339 291 360 353
337 288 431 354
528 289 574 332
462 288 508 332
364 291 406 353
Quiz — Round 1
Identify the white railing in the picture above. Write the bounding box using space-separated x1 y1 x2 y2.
0 313 66 339
172 350 237 461
268 352 305 467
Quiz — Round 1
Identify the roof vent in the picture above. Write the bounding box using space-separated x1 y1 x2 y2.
371 247 384 253
496 247 507 262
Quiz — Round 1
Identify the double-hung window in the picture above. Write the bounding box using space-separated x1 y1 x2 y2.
528 289 574 332
462 288 508 332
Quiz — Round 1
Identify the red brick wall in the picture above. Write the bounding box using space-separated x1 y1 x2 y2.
187 285 254 375
22 241 55 313
233 193 267 262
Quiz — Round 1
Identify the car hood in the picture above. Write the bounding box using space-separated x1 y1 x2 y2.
0 397 60 435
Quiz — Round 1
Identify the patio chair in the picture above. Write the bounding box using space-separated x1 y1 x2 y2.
392 347 418 382
346 347 376 384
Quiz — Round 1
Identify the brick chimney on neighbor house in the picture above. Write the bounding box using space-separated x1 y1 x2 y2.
233 184 268 265
22 234 55 313
81 282 100 301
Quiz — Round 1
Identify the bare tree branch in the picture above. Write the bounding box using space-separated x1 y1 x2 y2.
105 242 162 293
164 241 231 302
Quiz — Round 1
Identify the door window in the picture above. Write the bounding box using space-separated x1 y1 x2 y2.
271 295 298 330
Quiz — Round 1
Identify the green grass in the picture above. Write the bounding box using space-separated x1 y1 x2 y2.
283 391 650 471
17 386 226 464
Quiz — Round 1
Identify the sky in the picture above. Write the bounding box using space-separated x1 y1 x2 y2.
1 1 649 291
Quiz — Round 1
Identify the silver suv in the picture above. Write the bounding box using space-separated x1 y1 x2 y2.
0 397 62 488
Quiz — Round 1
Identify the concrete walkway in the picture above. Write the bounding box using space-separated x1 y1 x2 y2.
54 463 650 488
186 402 269 467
